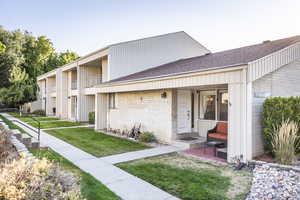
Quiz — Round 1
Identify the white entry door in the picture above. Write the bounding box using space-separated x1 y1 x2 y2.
177 90 192 133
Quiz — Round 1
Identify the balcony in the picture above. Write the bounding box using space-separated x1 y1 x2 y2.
49 87 56 93
85 77 102 88
71 81 77 90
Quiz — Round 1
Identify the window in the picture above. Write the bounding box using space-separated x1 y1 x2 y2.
199 90 228 121
218 91 228 121
109 93 116 109
203 94 216 120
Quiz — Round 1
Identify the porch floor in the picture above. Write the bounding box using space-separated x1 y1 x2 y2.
183 146 227 163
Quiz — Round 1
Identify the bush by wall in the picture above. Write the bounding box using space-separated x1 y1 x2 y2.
262 97 300 153
32 109 46 116
88 112 95 124
138 132 156 143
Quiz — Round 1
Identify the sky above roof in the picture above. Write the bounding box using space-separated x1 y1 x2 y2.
1 0 300 56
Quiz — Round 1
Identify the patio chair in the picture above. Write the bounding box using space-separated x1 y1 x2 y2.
207 122 228 144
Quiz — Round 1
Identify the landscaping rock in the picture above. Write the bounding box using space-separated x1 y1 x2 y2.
31 138 40 150
246 164 300 200
22 134 32 148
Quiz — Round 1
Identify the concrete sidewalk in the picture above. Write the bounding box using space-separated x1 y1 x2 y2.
41 124 94 131
2 113 182 200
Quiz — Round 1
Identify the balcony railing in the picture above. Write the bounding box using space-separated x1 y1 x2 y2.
49 87 56 93
85 77 102 88
71 81 77 90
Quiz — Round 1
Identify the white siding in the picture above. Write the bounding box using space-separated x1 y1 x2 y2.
97 67 245 93
252 59 300 157
107 90 173 142
249 41 300 81
108 32 210 80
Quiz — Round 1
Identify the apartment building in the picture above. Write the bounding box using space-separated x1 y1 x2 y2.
36 32 300 162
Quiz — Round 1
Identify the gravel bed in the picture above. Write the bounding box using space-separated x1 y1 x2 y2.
246 165 300 200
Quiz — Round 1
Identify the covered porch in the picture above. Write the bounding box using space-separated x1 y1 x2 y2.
94 66 252 162
171 85 228 161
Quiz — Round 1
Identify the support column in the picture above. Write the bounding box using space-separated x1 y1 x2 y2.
77 65 89 122
228 69 248 162
95 93 108 130
59 70 68 119
45 78 51 116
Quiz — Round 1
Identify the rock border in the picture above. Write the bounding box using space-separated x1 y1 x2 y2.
249 159 300 172
0 122 33 158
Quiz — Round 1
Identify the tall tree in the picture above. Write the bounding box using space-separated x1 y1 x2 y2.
0 26 79 108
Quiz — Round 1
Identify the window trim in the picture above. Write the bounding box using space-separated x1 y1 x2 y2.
198 89 228 122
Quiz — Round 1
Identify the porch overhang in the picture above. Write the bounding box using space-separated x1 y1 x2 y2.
94 65 247 93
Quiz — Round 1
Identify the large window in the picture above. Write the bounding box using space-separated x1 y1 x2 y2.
218 90 228 121
109 93 116 109
199 90 228 121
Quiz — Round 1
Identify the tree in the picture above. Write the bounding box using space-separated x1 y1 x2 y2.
0 26 79 108
0 41 5 52
0 66 36 112
43 51 79 72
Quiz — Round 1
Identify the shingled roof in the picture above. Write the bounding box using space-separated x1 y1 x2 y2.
104 35 300 85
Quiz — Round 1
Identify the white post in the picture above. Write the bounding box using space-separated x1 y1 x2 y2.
95 93 108 130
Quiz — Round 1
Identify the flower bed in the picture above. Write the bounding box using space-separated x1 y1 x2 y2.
0 123 84 200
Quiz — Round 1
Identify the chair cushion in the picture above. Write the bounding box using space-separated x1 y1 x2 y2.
208 133 228 140
216 122 228 135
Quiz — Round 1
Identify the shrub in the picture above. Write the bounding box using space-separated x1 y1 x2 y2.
271 119 299 165
32 109 46 116
262 97 300 153
0 156 83 200
88 112 95 124
0 128 18 163
138 132 156 143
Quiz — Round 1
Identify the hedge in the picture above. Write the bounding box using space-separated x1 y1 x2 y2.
262 97 300 153
88 112 95 124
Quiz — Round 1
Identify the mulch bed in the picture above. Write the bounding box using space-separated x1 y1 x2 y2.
254 153 275 163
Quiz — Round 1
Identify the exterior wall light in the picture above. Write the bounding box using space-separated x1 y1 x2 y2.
161 92 167 98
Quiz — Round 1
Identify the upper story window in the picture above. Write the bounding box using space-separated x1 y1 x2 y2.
109 93 116 109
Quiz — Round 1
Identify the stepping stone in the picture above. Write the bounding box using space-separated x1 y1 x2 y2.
30 138 40 150
11 129 22 140
22 135 32 148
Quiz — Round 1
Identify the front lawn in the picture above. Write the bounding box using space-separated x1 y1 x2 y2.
28 120 82 129
117 153 252 200
45 127 150 157
31 149 121 200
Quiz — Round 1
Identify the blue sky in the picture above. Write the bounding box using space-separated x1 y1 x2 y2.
1 0 300 56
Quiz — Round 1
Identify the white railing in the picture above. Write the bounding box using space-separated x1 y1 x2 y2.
49 87 56 93
71 81 77 90
85 77 102 88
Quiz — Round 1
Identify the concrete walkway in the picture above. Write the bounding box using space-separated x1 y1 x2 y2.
2 113 182 200
41 124 94 131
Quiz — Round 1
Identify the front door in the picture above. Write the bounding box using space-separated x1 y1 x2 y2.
177 90 192 133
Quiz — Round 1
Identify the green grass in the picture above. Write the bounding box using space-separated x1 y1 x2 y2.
118 162 230 200
117 154 252 200
31 149 120 200
8 112 59 123
45 127 150 157
19 117 59 123
0 114 31 136
28 120 82 129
